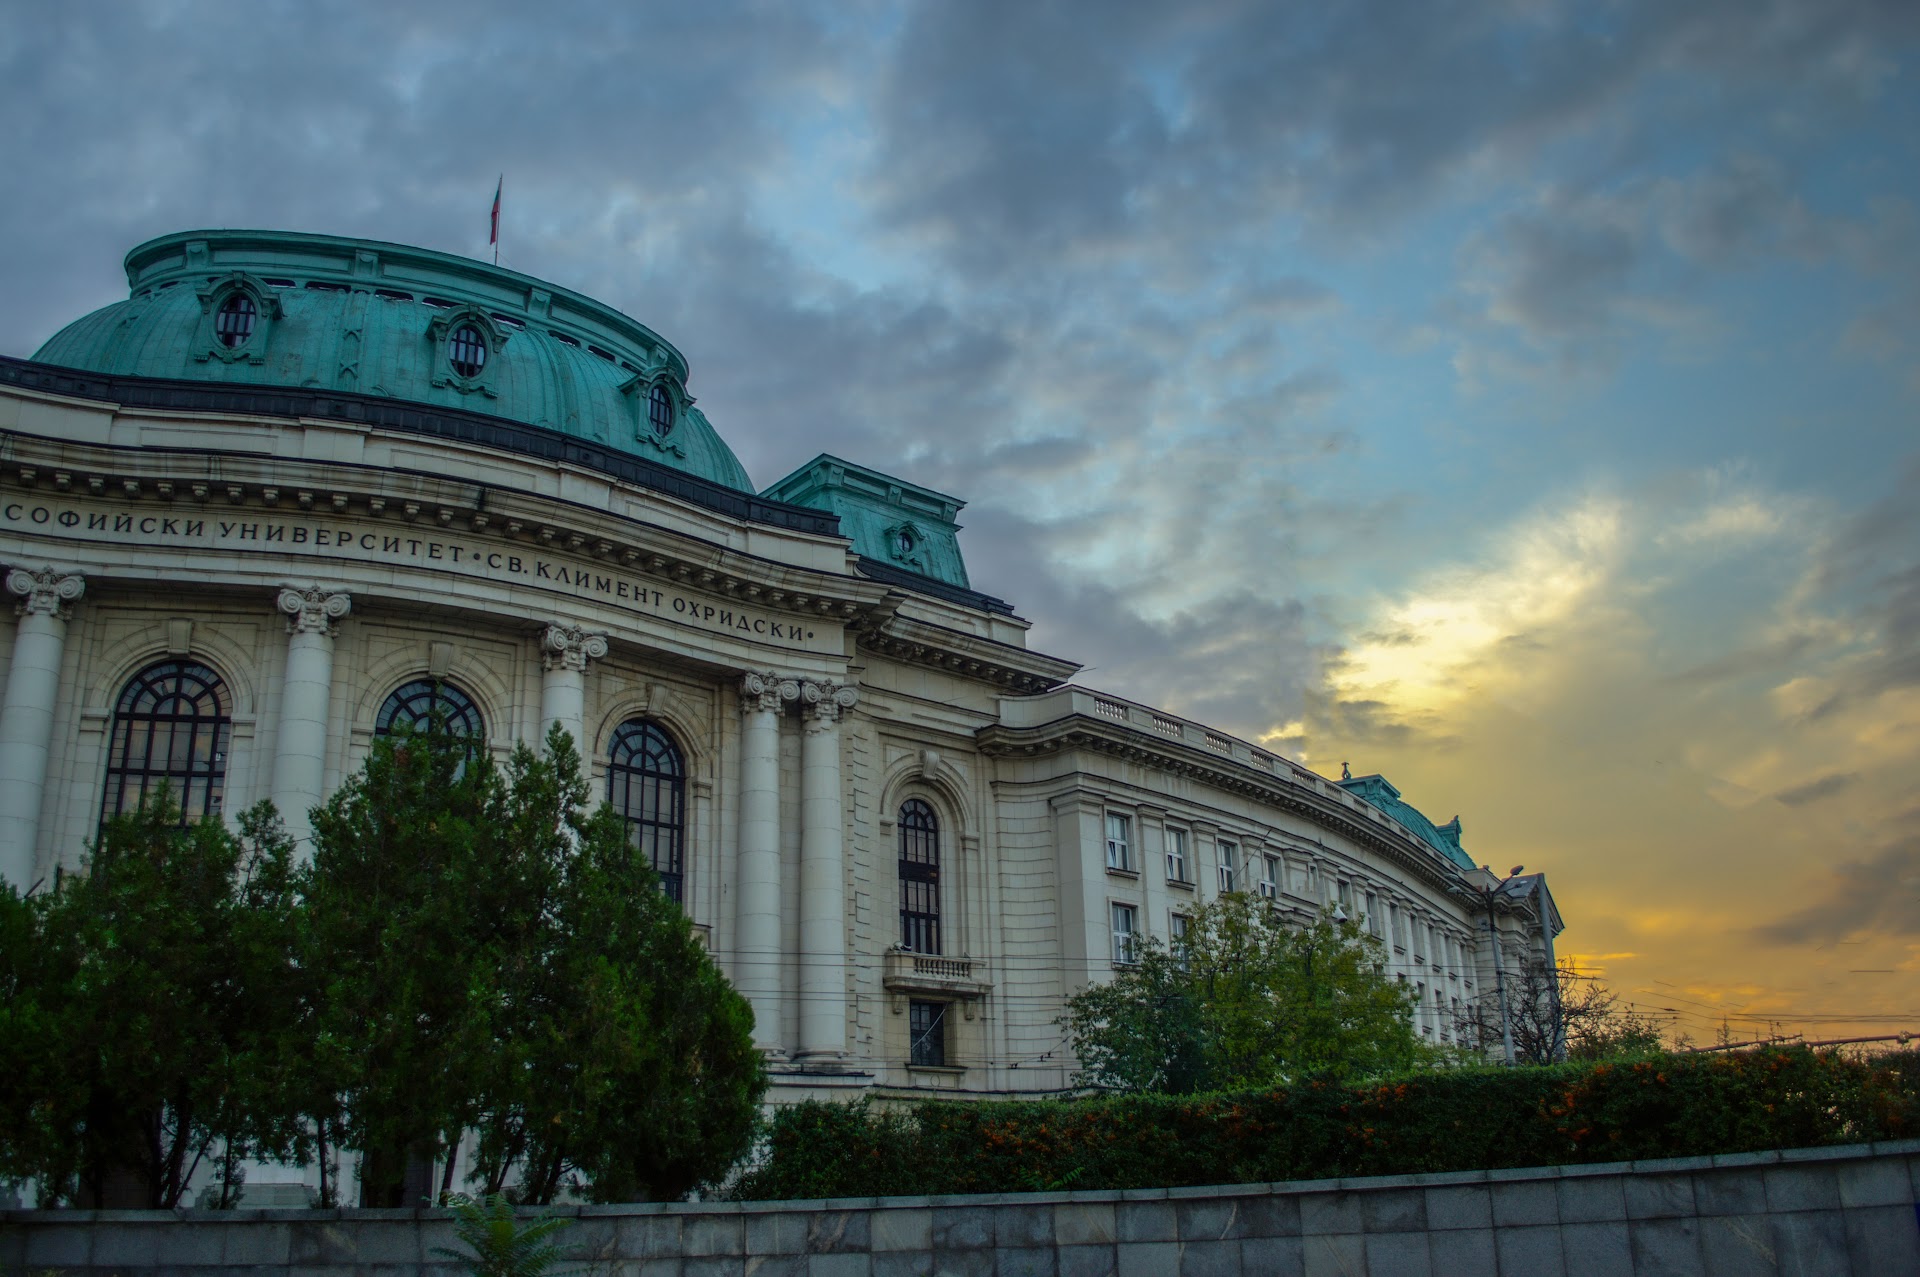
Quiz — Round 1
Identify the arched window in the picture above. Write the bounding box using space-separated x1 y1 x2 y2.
375 678 485 741
101 660 232 823
448 324 488 378
214 292 257 348
608 719 686 902
898 798 941 954
647 382 675 436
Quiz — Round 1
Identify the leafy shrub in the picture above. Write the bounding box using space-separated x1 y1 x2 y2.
432 1193 572 1277
732 1047 1920 1201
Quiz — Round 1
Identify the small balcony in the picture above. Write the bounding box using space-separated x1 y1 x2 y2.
883 948 993 1001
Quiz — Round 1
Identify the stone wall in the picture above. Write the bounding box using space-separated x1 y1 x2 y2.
6 1139 1916 1275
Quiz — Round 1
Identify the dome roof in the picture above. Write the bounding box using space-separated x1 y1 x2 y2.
32 230 753 492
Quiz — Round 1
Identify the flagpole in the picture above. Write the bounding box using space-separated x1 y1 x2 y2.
490 175 502 266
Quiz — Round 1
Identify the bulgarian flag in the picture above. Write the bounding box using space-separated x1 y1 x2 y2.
489 176 502 248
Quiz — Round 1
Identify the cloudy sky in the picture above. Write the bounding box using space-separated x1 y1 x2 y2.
3 0 1916 1042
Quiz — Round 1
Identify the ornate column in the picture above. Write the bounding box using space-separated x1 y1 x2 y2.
734 670 797 1056
272 587 350 853
539 623 609 753
795 678 858 1064
0 567 84 891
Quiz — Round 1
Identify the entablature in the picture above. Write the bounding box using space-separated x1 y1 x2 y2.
978 715 1470 897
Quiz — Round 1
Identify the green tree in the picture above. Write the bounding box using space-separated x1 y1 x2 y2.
300 718 526 1206
1064 895 1428 1093
465 735 766 1204
302 723 764 1206
0 795 304 1207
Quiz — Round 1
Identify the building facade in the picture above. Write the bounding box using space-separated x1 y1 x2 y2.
0 230 1563 1109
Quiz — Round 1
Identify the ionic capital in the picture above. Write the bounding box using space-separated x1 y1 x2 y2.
541 623 610 673
800 679 859 727
7 567 85 619
277 585 352 636
740 670 800 715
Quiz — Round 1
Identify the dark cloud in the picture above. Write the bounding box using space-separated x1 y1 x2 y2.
1801 456 1920 713
952 506 1323 738
1753 832 1920 943
1771 772 1860 807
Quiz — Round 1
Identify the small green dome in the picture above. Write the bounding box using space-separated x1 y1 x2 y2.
32 230 753 492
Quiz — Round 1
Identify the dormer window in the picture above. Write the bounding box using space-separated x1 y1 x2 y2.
448 325 488 378
894 528 915 556
214 293 257 348
648 382 675 436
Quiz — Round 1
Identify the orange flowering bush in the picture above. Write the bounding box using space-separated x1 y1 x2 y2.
732 1048 1919 1200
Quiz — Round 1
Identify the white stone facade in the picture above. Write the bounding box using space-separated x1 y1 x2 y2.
0 358 1561 1107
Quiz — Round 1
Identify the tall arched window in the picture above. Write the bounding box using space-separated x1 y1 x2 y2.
101 659 232 823
376 678 485 741
898 798 941 954
608 719 686 902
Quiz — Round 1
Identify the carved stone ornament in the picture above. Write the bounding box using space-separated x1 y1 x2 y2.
801 679 860 725
740 670 800 714
6 567 85 619
541 623 610 672
277 586 352 636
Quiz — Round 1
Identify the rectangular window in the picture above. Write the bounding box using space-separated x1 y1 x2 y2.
908 1001 947 1068
1170 912 1190 968
1260 854 1278 899
1110 902 1139 964
1164 827 1189 882
1105 812 1133 872
1217 842 1237 893
1366 892 1382 937
1338 880 1354 911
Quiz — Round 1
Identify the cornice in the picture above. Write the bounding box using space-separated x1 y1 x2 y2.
857 612 1079 696
0 427 895 623
976 715 1468 895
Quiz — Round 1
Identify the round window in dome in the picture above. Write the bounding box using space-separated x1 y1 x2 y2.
648 383 675 436
894 529 915 556
214 292 257 348
448 325 488 378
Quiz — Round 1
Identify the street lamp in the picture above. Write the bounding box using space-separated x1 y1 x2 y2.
1483 865 1525 1066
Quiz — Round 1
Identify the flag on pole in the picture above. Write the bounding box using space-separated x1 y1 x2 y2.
489 176 502 261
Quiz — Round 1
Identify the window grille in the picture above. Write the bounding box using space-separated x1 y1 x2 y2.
448 324 487 377
214 292 256 348
898 799 942 954
909 1000 947 1067
1164 827 1188 882
101 659 232 823
648 382 675 436
1110 902 1139 964
1217 841 1237 893
609 719 687 902
1104 812 1132 872
376 678 484 741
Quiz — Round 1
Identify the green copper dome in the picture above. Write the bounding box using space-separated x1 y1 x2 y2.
32 230 753 491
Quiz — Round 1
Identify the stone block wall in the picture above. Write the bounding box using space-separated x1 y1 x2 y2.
4 1139 1916 1275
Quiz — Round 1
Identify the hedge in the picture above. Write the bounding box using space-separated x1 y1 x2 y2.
733 1048 1920 1201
